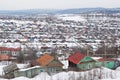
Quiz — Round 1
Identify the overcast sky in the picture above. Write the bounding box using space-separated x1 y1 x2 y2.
0 0 120 10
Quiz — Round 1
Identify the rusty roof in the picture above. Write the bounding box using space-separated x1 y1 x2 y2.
68 52 86 64
0 47 21 51
37 54 54 66
0 54 11 61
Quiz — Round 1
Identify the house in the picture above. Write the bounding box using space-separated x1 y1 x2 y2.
97 58 117 69
14 53 63 78
36 54 63 73
14 66 44 78
0 47 21 57
68 52 96 71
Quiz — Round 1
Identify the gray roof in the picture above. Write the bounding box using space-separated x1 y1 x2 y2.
3 63 18 74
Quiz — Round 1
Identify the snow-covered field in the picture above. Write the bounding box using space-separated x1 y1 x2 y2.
0 65 120 80
56 14 87 22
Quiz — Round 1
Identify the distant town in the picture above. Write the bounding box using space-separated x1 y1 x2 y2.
0 9 120 79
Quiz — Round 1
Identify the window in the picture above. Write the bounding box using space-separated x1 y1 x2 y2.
88 64 92 69
40 69 44 72
82 64 85 70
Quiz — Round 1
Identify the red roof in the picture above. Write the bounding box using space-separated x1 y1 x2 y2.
68 52 86 64
97 58 115 62
0 54 11 61
0 47 21 51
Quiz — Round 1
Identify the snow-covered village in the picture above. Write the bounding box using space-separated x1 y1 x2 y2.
0 0 120 80
0 11 119 80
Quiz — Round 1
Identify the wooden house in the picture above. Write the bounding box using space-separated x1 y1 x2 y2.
68 52 96 71
14 54 63 78
36 54 63 73
97 58 117 69
14 66 44 78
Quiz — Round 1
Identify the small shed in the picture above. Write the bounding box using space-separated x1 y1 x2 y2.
3 63 18 74
3 63 18 78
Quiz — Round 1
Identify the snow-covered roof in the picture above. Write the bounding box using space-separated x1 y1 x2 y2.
19 66 41 71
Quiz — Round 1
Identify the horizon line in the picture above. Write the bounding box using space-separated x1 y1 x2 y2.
0 7 120 11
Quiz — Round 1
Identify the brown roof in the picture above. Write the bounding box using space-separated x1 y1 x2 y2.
30 60 39 67
37 54 54 66
0 54 11 61
47 60 63 67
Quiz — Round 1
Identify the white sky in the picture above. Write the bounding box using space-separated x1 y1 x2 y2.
0 0 120 10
